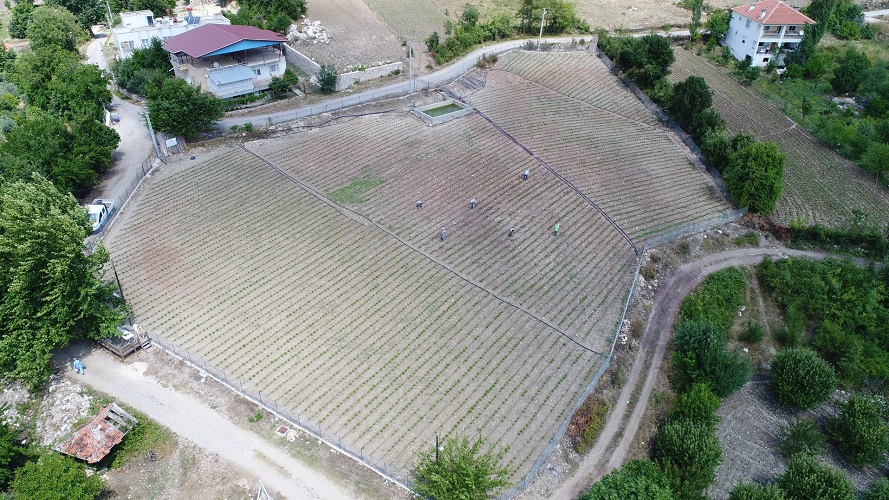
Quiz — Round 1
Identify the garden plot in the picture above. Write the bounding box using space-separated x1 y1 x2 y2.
363 0 448 43
669 47 889 228
467 51 733 241
108 138 634 482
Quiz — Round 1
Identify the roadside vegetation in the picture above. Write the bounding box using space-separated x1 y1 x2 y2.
411 434 512 499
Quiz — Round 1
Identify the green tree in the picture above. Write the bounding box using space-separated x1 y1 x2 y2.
8 47 81 112
706 10 731 39
11 453 104 500
724 142 785 215
673 320 750 397
9 2 35 39
777 454 853 500
828 394 889 466
25 6 87 52
412 434 511 500
317 63 338 93
668 76 712 128
146 78 223 139
687 0 704 40
830 48 871 94
615 34 675 89
0 175 126 385
862 142 889 182
111 39 172 97
729 482 786 500
668 383 720 430
108 0 175 17
656 418 723 498
771 348 837 410
863 478 889 500
0 422 28 488
46 60 112 122
580 459 674 500
779 419 825 458
268 68 299 96
46 0 106 33
802 0 838 45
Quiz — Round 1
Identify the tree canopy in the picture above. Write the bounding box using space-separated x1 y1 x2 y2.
668 76 713 129
777 454 853 500
828 394 889 466
25 6 87 53
723 142 785 215
580 459 674 500
111 38 172 97
146 78 224 139
11 453 104 500
46 0 106 32
412 434 512 499
0 175 126 385
770 348 836 410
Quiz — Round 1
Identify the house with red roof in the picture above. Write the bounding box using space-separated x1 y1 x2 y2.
724 0 815 67
163 24 288 99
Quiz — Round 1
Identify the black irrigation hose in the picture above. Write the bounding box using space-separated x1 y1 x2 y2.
280 108 407 131
237 143 606 357
471 108 640 255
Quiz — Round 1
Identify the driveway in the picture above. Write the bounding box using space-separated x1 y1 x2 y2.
58 343 354 500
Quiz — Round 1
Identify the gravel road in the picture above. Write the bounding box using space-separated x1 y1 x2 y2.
549 247 831 499
58 344 354 500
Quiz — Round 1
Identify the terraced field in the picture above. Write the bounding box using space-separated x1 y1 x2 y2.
466 50 734 240
669 47 889 228
107 50 735 487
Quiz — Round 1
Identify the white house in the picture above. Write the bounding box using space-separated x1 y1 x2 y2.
163 24 287 99
724 0 815 67
111 8 231 59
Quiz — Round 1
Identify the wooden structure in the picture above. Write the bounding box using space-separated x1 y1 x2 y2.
55 403 139 463
99 324 151 358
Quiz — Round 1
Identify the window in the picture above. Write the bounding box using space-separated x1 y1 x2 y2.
763 57 769 62
746 19 751 28
121 41 135 49
254 68 262 75
787 26 797 32
270 64 278 72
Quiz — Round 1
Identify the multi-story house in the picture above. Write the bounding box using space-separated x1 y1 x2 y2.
724 0 815 67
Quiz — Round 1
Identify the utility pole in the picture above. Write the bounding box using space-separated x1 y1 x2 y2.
537 8 548 50
142 104 163 161
408 39 414 92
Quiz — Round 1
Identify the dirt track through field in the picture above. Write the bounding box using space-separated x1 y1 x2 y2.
550 246 830 499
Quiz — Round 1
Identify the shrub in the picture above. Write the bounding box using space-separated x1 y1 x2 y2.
779 419 825 458
12 454 104 500
580 459 673 499
678 267 747 333
669 383 720 430
729 482 786 500
673 320 750 397
668 76 713 128
771 348 836 410
724 142 785 216
656 418 723 498
828 394 889 466
412 434 511 499
863 478 889 500
318 63 338 93
777 454 854 500
739 321 765 344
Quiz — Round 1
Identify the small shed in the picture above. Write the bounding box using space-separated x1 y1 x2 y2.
55 403 139 463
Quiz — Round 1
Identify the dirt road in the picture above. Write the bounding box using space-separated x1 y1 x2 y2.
59 344 354 500
550 247 829 499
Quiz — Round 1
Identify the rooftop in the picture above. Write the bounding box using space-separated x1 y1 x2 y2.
55 403 138 463
732 0 815 25
163 24 287 59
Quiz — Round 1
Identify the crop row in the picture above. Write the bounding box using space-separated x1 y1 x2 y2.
668 48 889 228
108 144 627 481
364 0 445 41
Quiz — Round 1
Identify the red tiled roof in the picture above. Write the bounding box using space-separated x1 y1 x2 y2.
55 403 138 463
163 24 287 58
732 0 815 25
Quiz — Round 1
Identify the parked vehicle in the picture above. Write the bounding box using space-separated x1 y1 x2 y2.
86 199 115 233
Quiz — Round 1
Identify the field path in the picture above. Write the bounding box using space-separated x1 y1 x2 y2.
56 344 354 500
549 246 831 499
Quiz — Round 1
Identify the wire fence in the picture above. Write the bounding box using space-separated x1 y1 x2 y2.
593 45 737 205
643 208 749 250
91 153 161 247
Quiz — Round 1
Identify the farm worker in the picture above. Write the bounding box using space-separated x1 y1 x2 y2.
508 227 516 237
73 359 85 375
416 200 423 209
440 228 447 241
554 223 560 236
522 170 529 180
470 198 477 209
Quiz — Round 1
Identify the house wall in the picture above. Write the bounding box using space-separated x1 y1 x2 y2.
725 12 764 64
112 15 231 59
725 10 808 67
173 57 286 98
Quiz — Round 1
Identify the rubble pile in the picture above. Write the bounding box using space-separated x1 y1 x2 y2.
36 375 92 446
289 19 331 44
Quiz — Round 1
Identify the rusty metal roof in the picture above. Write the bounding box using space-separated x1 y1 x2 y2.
55 403 138 463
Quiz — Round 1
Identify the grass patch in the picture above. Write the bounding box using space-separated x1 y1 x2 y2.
738 321 765 344
327 173 385 204
570 397 610 454
104 410 175 468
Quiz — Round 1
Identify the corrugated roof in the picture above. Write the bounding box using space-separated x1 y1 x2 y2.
208 64 256 85
163 24 287 58
732 0 815 25
55 403 138 463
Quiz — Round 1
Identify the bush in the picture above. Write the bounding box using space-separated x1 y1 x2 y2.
12 453 104 500
656 418 723 498
669 383 720 430
668 76 713 128
771 348 837 410
779 419 825 458
724 142 785 215
580 459 673 499
678 267 747 333
318 63 338 93
777 453 854 500
828 393 889 466
830 48 871 94
729 482 786 500
863 478 889 500
739 321 765 344
412 434 511 499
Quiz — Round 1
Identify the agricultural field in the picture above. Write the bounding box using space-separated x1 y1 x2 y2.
464 50 734 240
107 50 735 486
669 47 889 229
